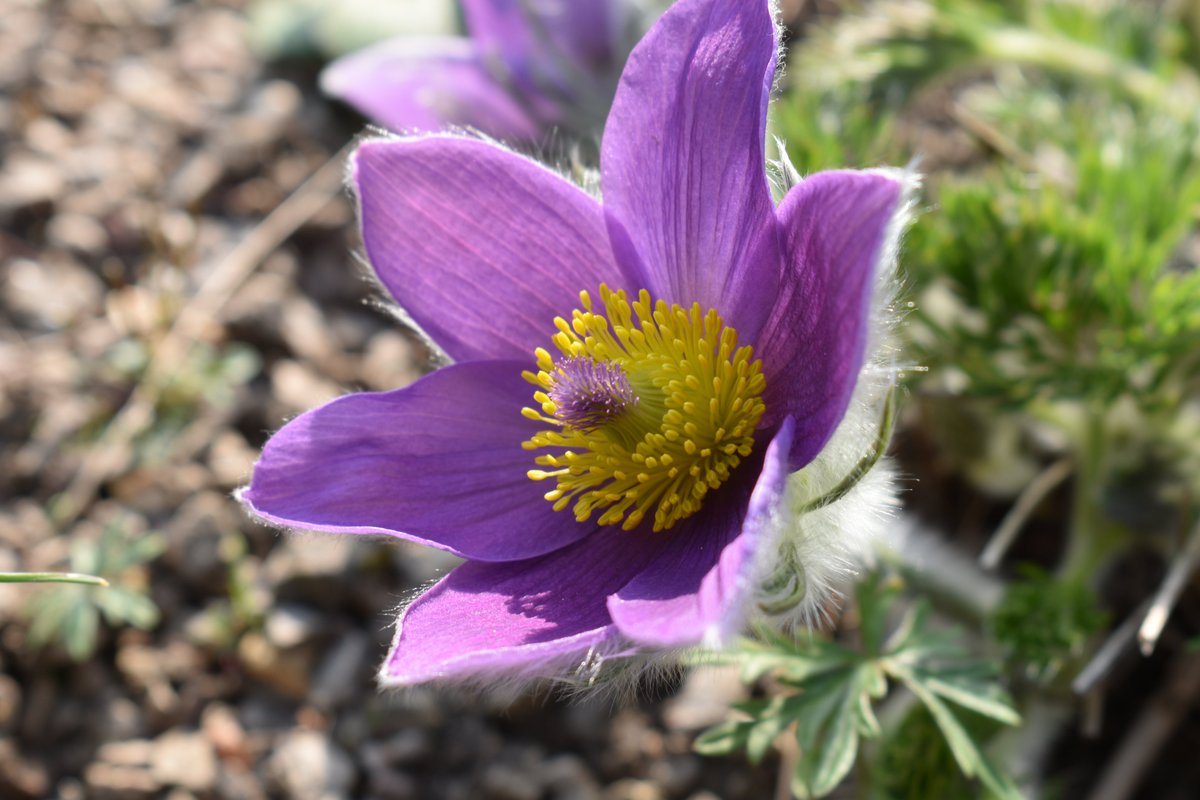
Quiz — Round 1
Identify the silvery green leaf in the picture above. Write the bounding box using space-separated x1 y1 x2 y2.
693 720 754 757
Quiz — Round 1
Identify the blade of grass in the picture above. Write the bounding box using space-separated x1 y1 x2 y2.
0 572 109 587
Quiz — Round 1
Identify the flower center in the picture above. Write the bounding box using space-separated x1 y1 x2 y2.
521 285 767 532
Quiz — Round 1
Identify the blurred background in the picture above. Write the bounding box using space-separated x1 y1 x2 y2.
1 0 1199 798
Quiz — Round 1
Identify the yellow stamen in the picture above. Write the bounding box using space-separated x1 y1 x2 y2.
521 285 767 532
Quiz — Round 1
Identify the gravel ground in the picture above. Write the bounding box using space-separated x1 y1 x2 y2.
0 1 781 797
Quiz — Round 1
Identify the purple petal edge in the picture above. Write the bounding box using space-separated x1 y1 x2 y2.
600 0 783 342
757 170 904 470
320 37 541 140
607 418 795 647
241 360 599 563
353 135 626 363
381 524 675 685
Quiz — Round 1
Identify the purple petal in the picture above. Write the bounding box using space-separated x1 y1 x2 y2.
600 0 782 341
462 0 619 88
538 0 623 70
462 0 540 85
382 525 673 684
354 136 625 362
607 419 794 647
320 37 540 140
242 361 601 562
756 170 903 470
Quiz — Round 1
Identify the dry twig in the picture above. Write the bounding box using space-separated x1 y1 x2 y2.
1137 516 1200 656
980 457 1073 570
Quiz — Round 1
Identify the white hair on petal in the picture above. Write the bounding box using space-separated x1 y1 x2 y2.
376 609 692 707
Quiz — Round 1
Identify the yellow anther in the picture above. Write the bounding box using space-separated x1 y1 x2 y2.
521 285 767 532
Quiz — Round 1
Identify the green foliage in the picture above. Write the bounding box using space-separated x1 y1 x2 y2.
694 574 1021 799
991 565 1107 681
794 0 1196 108
779 0 1200 423
907 86 1200 410
246 0 457 61
769 85 901 176
26 520 165 660
874 704 982 800
118 341 262 463
184 531 268 652
137 341 261 425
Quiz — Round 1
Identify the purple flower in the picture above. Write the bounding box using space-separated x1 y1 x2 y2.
243 0 910 685
319 0 639 141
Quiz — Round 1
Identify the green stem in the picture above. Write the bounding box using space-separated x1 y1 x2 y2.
0 572 109 587
795 387 898 515
1057 410 1121 584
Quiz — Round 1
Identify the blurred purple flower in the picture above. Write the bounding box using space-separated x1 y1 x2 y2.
243 0 909 685
319 0 640 141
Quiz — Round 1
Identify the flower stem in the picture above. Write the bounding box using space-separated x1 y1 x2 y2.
794 386 897 515
1056 410 1116 585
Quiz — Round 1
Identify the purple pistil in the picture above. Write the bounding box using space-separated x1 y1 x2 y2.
548 357 637 431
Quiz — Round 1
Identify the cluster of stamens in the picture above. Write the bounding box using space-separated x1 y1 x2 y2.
521 285 767 532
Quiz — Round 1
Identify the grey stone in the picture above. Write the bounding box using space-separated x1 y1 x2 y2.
268 731 356 800
237 632 314 700
647 754 702 796
163 492 236 592
207 430 258 488
264 604 326 650
46 212 109 255
151 729 218 792
361 331 422 391
82 762 158 800
361 729 432 768
270 359 342 416
662 666 748 732
602 779 665 800
365 767 418 800
542 754 601 800
3 257 104 330
98 697 146 742
481 762 540 800
201 703 248 763
96 738 154 767
311 631 371 711
0 154 63 211
262 534 357 593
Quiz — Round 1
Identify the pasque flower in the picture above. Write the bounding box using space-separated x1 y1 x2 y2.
243 0 910 684
320 0 641 142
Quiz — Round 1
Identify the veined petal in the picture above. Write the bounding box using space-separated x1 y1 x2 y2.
382 524 673 684
354 136 625 362
241 361 599 562
600 0 782 342
756 170 904 470
320 37 540 140
607 419 794 647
